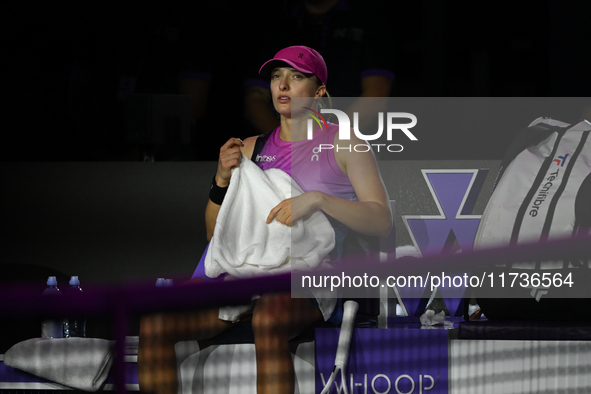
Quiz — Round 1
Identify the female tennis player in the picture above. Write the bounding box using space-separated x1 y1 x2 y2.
138 45 392 394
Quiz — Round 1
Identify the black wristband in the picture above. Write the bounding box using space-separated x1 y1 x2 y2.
209 175 228 205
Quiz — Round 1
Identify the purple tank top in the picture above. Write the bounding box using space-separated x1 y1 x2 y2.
253 123 358 202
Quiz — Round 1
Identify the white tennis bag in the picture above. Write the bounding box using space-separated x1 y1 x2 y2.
473 117 590 320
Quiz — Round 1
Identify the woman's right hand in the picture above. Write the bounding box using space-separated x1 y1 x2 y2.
216 138 245 187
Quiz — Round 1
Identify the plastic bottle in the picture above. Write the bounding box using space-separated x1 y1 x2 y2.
41 276 64 339
63 276 87 338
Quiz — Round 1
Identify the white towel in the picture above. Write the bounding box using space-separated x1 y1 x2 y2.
4 338 114 392
205 155 336 321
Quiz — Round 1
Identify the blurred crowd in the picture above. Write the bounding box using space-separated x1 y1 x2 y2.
6 1 590 161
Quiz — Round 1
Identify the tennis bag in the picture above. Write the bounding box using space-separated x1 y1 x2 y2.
473 117 591 321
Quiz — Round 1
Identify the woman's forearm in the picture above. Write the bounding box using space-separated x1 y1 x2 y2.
315 191 392 238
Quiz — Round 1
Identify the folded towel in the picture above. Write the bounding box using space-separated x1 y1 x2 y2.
4 338 114 392
205 155 336 322
420 310 446 326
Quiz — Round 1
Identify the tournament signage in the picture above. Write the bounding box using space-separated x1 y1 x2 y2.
315 327 449 393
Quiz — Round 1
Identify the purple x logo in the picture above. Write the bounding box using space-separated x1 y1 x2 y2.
399 169 488 315
403 169 487 257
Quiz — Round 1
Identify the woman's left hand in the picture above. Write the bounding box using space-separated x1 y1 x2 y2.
266 191 321 226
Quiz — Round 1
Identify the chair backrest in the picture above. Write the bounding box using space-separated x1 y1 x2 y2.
342 200 396 326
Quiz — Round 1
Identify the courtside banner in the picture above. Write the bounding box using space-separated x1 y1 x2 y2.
315 327 449 393
288 97 590 300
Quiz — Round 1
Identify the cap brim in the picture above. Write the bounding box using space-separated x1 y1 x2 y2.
258 58 315 76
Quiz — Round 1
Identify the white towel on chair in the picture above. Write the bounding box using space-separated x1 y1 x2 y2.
4 338 114 392
205 155 336 321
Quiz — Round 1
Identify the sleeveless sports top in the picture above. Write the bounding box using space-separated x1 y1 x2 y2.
251 123 358 203
251 124 375 324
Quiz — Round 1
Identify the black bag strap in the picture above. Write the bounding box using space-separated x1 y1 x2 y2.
574 172 591 234
540 129 590 242
250 131 273 162
497 122 569 246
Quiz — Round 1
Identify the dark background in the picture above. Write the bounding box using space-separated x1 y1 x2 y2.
1 0 589 286
4 1 590 162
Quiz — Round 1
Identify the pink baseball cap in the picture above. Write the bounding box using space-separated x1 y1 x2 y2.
259 46 328 86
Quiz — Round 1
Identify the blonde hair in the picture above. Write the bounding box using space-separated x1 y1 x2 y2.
314 76 334 120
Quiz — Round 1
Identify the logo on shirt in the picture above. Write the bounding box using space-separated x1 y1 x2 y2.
255 154 276 163
311 146 320 162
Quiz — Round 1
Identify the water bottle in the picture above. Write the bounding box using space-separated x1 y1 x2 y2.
63 276 87 338
41 276 64 339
